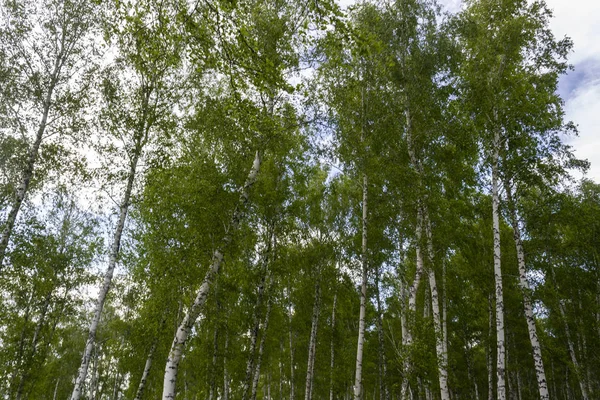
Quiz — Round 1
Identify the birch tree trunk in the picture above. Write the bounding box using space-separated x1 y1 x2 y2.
15 290 53 400
330 292 337 400
557 298 588 399
70 129 145 400
289 299 296 400
488 295 494 400
375 266 389 400
504 182 549 400
252 298 273 400
305 282 321 400
208 325 219 400
162 150 263 399
224 328 230 400
491 126 506 400
353 171 368 400
0 54 62 269
243 245 273 400
133 339 158 400
423 211 450 400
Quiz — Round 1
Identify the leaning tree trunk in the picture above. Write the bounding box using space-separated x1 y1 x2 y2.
504 182 549 400
134 339 159 400
0 59 61 269
353 171 368 400
491 126 506 400
305 282 321 400
162 150 263 399
71 128 145 400
557 295 588 400
15 290 53 400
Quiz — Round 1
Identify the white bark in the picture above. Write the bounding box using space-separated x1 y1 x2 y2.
557 299 588 400
0 45 64 268
423 212 450 400
305 283 321 400
134 339 158 400
330 292 337 400
289 299 296 400
491 127 506 400
504 182 549 400
487 295 494 400
251 298 272 400
223 329 230 400
162 150 262 399
353 172 368 400
244 239 273 400
375 266 388 400
53 378 60 400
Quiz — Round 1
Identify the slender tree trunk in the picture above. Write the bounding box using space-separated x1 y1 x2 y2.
209 325 218 400
491 126 506 400
557 299 588 399
243 246 273 400
289 299 296 400
51 378 60 400
330 292 337 400
488 295 494 400
423 211 450 400
10 291 33 397
15 290 53 400
400 104 424 400
71 129 146 400
134 339 158 400
305 282 321 400
279 339 284 400
162 150 263 399
252 298 273 400
223 328 230 400
400 208 424 400
353 171 368 400
503 182 549 400
0 61 62 269
375 266 389 400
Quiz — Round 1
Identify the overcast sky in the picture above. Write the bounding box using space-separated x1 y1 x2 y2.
337 0 600 182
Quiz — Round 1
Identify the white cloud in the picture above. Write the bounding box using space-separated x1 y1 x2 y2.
564 79 600 181
544 0 600 66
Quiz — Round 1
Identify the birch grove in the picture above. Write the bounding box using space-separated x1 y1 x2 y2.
1 0 599 399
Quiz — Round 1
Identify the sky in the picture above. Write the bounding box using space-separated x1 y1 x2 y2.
337 0 600 182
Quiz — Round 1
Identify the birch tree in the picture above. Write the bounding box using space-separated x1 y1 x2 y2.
0 0 97 269
70 1 182 397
